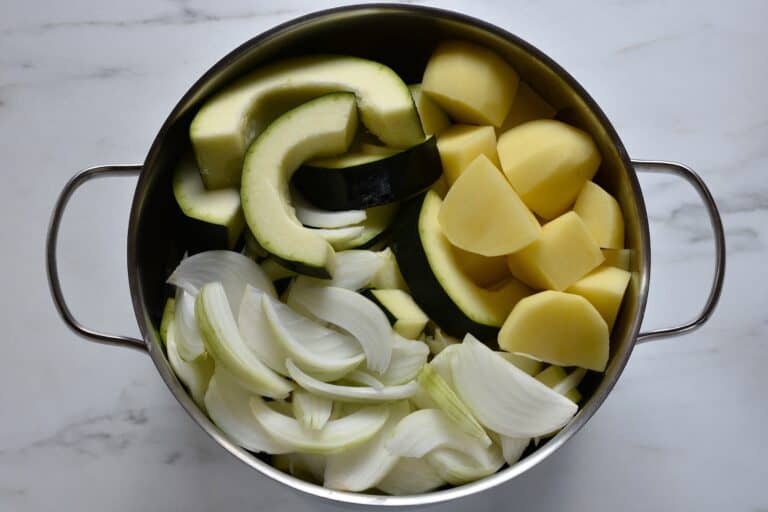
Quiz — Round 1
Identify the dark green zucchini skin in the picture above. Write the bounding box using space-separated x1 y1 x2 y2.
389 194 499 343
292 137 442 211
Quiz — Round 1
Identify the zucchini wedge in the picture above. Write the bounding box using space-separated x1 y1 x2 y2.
363 289 429 339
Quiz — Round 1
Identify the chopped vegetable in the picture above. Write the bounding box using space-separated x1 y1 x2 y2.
377 457 445 495
166 320 213 408
292 390 333 430
292 188 367 228
174 289 206 362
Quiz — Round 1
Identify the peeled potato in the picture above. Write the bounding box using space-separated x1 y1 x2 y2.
507 211 604 291
422 40 519 127
567 266 630 330
498 290 609 372
409 84 451 136
436 125 499 185
439 155 540 256
573 181 625 249
497 120 601 219
600 248 631 271
452 246 510 287
496 82 556 135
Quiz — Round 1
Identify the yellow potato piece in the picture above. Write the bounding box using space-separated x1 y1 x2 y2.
567 266 630 331
534 366 581 403
498 291 609 372
439 155 541 256
496 82 556 135
452 246 510 287
573 181 625 249
409 84 451 136
507 211 604 291
422 40 519 127
436 125 500 186
600 248 631 271
497 120 601 219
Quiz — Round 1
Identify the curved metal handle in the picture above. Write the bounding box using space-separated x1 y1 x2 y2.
46 165 147 352
633 159 726 343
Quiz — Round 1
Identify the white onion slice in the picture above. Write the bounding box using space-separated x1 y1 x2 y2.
166 320 213 408
287 281 393 373
204 370 291 454
237 286 288 374
313 226 366 248
167 250 276 316
299 251 384 290
174 288 206 361
426 445 505 485
499 436 530 465
376 334 429 385
287 360 419 403
324 401 410 492
292 390 333 431
262 294 364 381
196 282 291 398
293 189 367 228
451 335 578 438
377 456 445 495
385 409 492 463
249 395 389 454
341 370 384 390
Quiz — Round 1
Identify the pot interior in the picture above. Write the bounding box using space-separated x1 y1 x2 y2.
128 4 649 504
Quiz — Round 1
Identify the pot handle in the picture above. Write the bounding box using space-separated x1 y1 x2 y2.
633 159 726 343
46 165 147 352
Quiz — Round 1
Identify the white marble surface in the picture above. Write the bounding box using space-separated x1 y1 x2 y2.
1 0 765 510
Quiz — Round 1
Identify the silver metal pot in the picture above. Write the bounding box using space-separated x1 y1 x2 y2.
45 4 725 507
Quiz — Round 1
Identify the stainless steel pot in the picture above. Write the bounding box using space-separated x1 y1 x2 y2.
45 4 726 507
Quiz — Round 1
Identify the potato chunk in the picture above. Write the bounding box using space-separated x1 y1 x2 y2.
497 120 601 219
409 84 451 136
573 181 625 249
507 211 603 291
439 155 540 256
496 82 556 134
452 246 510 287
600 248 631 271
498 290 609 371
567 266 630 330
422 40 519 127
436 125 499 185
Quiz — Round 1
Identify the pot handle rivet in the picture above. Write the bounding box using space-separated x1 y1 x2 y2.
633 159 726 343
46 165 148 352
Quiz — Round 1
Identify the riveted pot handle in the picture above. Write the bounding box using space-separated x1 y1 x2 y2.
633 159 726 343
46 165 147 352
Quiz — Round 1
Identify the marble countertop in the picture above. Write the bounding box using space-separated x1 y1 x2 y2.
1 0 765 510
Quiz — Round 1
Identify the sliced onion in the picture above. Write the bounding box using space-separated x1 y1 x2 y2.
429 343 460 386
174 288 206 362
249 394 389 454
324 401 411 492
195 282 291 398
299 251 384 290
313 226 366 248
426 445 505 485
292 390 333 431
287 360 419 403
287 281 393 373
204 370 291 454
166 320 213 408
292 189 367 228
237 285 288 374
341 370 384 390
417 364 490 445
377 456 445 495
499 436 530 465
385 409 492 463
376 334 429 385
262 293 364 381
451 335 578 438
167 250 276 316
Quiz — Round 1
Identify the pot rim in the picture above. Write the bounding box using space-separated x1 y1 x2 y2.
127 3 650 506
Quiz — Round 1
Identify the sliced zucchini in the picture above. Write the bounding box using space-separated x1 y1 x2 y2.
409 84 451 136
363 289 429 339
241 93 358 278
292 137 442 211
391 191 531 340
307 145 400 169
370 248 408 291
159 297 176 345
173 154 245 250
191 55 424 189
